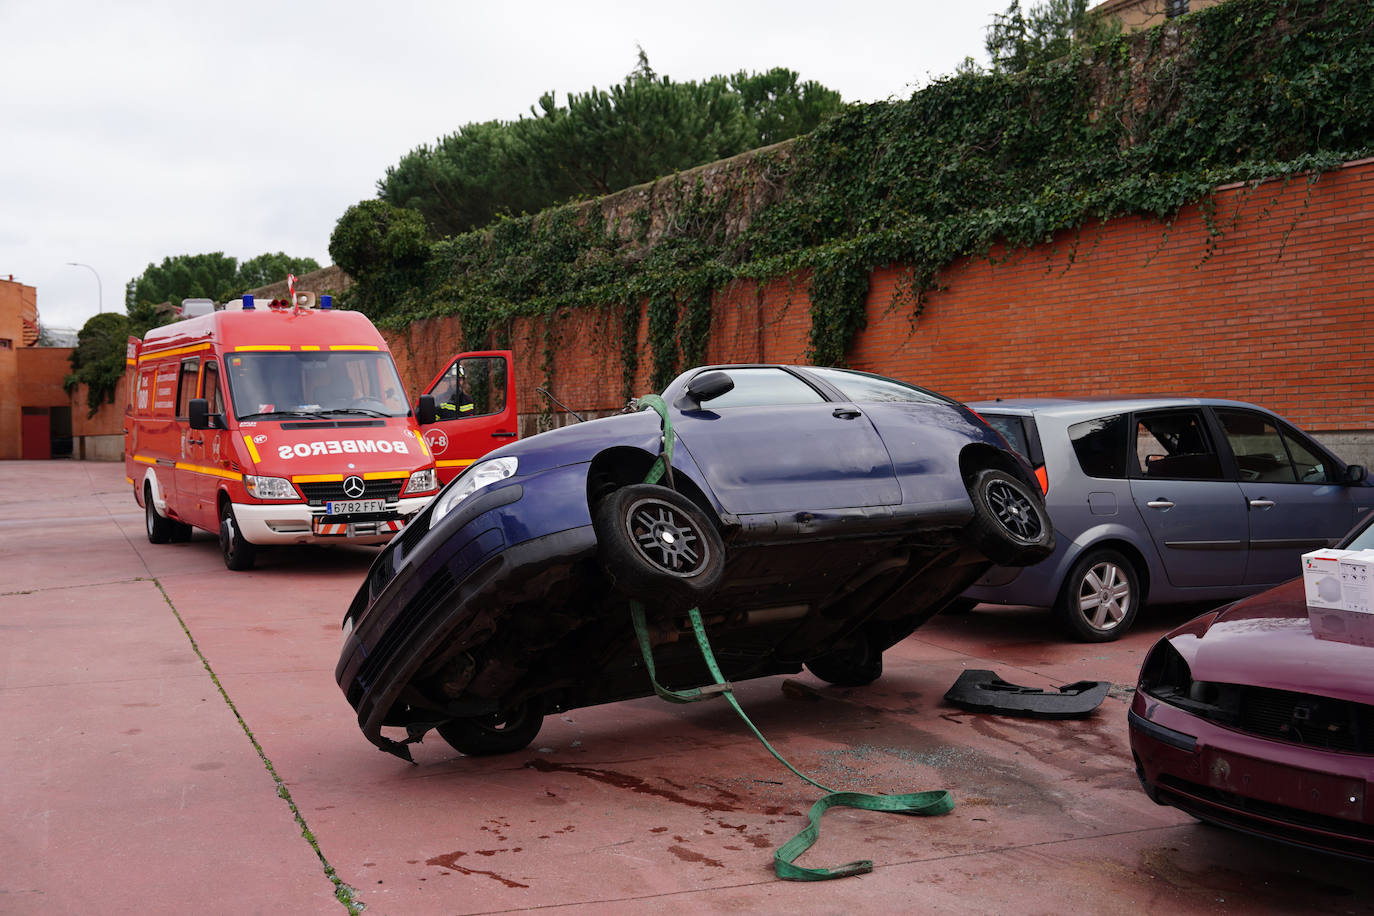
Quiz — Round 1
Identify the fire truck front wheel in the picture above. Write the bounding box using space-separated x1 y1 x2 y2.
219 502 258 571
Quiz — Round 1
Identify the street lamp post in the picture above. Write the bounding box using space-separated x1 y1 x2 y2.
66 261 103 314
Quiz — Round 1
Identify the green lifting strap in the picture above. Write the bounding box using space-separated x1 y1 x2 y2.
627 394 955 882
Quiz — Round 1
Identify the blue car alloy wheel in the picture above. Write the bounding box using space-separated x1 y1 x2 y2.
965 468 1054 567
593 483 726 614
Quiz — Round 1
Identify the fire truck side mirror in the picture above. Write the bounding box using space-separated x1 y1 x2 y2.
189 398 211 431
416 394 437 426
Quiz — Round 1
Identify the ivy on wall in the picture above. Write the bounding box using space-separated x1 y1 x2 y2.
343 0 1374 391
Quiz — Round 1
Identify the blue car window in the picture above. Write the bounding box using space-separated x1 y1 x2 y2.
1069 414 1128 479
982 413 1030 459
693 368 826 408
806 367 948 405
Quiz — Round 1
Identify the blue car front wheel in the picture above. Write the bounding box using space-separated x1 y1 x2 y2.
594 484 725 613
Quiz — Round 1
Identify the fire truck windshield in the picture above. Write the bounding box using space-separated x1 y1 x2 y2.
225 351 412 420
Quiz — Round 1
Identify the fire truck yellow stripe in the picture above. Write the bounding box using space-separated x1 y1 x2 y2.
293 473 343 483
413 429 431 459
363 471 409 480
329 345 380 351
435 459 476 469
234 345 292 351
174 462 243 482
242 435 261 463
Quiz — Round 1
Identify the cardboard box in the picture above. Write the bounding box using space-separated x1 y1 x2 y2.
1302 549 1374 613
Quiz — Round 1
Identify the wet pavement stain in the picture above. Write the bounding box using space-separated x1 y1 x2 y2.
526 759 748 812
1138 845 1361 908
667 845 725 868
425 851 529 889
715 817 775 849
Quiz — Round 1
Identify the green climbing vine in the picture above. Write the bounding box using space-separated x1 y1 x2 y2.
339 0 1374 387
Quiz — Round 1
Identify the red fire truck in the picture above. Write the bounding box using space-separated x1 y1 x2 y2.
125 293 439 570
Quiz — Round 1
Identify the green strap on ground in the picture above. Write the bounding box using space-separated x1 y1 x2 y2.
629 394 954 881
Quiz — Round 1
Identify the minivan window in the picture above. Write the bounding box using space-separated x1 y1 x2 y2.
1068 414 1128 478
1216 408 1332 483
1134 410 1224 480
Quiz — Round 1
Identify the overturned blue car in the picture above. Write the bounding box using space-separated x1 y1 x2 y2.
336 365 1053 760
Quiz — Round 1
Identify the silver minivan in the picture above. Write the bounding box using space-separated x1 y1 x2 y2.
962 398 1374 641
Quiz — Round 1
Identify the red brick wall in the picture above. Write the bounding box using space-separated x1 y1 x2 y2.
384 157 1374 436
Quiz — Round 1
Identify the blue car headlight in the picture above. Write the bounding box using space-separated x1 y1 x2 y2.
431 457 519 523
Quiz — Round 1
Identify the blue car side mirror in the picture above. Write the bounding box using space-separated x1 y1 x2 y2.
686 371 734 406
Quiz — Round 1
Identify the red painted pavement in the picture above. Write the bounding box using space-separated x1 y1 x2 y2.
3 461 1371 914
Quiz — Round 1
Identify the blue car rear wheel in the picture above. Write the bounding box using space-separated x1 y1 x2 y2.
966 468 1054 566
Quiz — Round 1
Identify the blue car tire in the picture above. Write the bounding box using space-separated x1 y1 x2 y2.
436 696 546 756
966 468 1054 567
593 483 725 614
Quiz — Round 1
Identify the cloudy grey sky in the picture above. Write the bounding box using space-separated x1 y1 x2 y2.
2 0 1011 332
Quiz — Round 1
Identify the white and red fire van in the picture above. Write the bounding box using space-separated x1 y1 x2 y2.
125 293 439 570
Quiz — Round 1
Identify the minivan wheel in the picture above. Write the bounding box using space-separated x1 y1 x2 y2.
218 502 257 571
594 484 725 612
965 468 1055 566
145 486 173 544
436 697 545 756
1056 548 1139 642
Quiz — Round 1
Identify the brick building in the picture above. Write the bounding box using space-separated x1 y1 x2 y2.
0 276 76 460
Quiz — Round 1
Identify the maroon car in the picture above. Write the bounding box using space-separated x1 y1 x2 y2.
1129 512 1374 860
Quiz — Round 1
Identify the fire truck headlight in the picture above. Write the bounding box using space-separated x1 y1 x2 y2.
404 468 438 496
244 475 299 500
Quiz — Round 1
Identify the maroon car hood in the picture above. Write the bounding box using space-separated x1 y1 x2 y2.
1172 578 1374 705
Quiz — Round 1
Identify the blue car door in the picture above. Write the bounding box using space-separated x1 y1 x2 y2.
671 367 901 515
1213 408 1364 585
1126 408 1248 587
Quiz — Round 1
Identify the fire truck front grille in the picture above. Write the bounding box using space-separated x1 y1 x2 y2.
297 480 405 506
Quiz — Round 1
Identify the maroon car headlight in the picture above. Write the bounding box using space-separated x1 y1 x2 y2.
1138 638 1193 702
1139 637 1245 726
